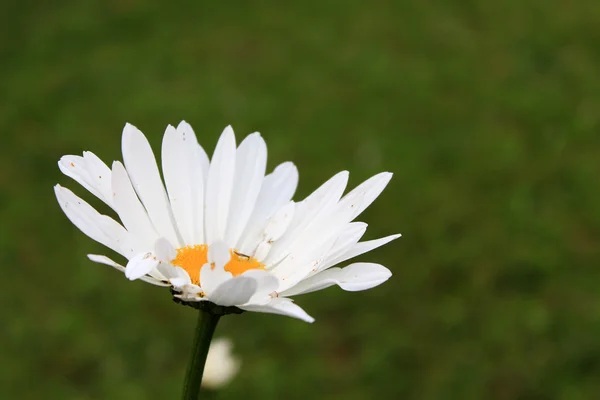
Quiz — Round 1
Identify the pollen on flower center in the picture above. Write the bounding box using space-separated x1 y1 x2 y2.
170 244 265 286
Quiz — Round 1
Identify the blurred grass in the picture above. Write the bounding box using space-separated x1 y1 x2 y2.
2 0 600 399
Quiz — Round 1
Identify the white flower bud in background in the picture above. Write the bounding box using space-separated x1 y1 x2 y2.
201 338 241 390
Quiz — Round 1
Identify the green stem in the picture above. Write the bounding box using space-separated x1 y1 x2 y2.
182 310 221 400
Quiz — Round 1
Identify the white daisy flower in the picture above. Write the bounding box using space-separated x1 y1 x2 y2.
201 338 240 390
55 122 400 323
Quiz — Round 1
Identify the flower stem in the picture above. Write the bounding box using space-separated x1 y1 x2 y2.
182 309 221 400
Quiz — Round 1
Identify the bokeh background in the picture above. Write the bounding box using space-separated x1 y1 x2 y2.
2 1 600 399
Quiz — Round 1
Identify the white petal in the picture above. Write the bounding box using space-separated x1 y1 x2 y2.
201 242 233 296
82 151 114 207
280 232 400 289
267 193 365 269
177 121 209 243
296 170 349 223
111 161 158 250
240 201 295 258
208 241 231 269
328 233 402 267
241 269 279 305
154 237 177 262
59 155 96 196
205 126 236 244
208 276 258 306
225 133 267 247
248 162 298 223
272 232 339 292
262 201 295 243
197 143 211 184
281 263 392 296
269 171 389 269
54 185 132 257
240 298 314 323
177 121 210 184
161 124 193 244
238 162 298 250
87 254 125 271
253 241 271 262
162 124 206 246
122 123 182 246
156 261 193 288
58 154 112 207
125 252 160 280
337 172 393 222
169 274 193 288
264 171 349 265
87 254 170 286
316 222 367 271
276 173 391 265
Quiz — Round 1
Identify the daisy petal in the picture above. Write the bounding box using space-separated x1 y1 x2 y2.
265 171 349 265
122 123 181 246
272 231 339 292
240 201 295 258
294 170 349 229
240 298 315 323
209 276 258 306
176 121 210 184
328 233 402 267
338 172 393 221
241 269 279 305
262 201 295 243
58 153 112 207
238 162 298 250
111 161 158 250
176 121 209 243
87 254 125 271
162 124 206 246
225 132 267 247
208 241 231 269
317 222 368 271
201 242 234 296
154 237 177 262
125 252 160 281
54 185 131 257
169 272 193 288
281 262 392 296
268 193 365 269
205 126 236 244
157 261 193 288
88 254 169 286
247 162 298 224
82 151 114 207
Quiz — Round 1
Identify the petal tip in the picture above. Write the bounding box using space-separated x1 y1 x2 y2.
123 122 135 133
381 171 394 182
177 120 192 131
122 123 143 142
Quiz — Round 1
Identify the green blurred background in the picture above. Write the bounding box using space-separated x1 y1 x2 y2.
2 1 600 399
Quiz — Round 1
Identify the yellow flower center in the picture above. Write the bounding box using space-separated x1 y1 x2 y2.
170 244 265 286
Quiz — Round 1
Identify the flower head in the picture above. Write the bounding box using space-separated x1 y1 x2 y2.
201 338 240 390
55 122 400 322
